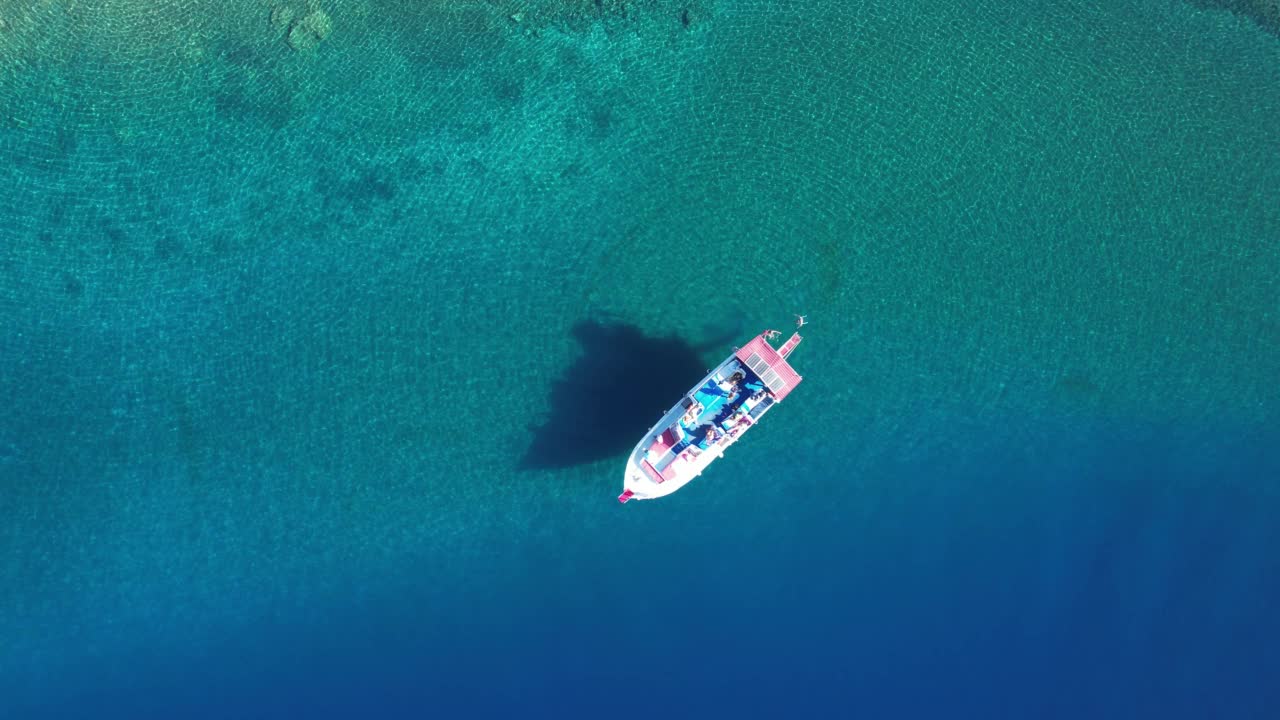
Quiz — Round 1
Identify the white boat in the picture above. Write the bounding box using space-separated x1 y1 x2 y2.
618 326 804 503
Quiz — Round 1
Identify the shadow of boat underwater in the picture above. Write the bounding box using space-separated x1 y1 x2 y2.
520 320 740 471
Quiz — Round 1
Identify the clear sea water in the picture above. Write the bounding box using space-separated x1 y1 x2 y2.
2 1 1278 717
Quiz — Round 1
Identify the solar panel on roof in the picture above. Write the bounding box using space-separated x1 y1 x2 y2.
744 351 789 392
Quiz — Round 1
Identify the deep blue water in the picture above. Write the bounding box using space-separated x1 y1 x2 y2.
3 1 1279 718
18 423 1279 718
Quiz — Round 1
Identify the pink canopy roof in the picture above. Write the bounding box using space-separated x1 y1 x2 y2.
734 333 803 401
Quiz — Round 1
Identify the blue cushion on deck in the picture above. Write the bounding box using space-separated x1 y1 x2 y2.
701 379 729 396
699 394 727 418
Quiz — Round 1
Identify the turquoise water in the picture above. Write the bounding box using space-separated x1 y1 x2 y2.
2 1 1278 716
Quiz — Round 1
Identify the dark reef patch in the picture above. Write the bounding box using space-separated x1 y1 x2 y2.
1189 0 1280 37
589 105 613 138
492 76 525 105
154 235 183 262
313 164 398 212
210 42 295 130
61 272 83 298
1055 371 1102 405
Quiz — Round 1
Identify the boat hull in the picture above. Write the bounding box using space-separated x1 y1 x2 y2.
619 330 802 503
618 355 737 502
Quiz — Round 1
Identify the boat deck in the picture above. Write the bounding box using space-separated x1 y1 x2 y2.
637 360 771 483
620 329 803 502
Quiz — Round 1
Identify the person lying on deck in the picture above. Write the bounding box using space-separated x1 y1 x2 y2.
678 425 721 461
719 371 745 393
681 400 703 426
717 371 746 403
703 426 721 447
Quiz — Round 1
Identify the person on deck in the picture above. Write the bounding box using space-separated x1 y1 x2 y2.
681 400 703 427
719 371 745 392
702 426 721 447
679 425 720 462
719 371 746 403
724 410 751 439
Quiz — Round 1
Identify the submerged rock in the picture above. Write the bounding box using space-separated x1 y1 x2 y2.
287 10 332 51
1192 0 1280 38
270 7 297 30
